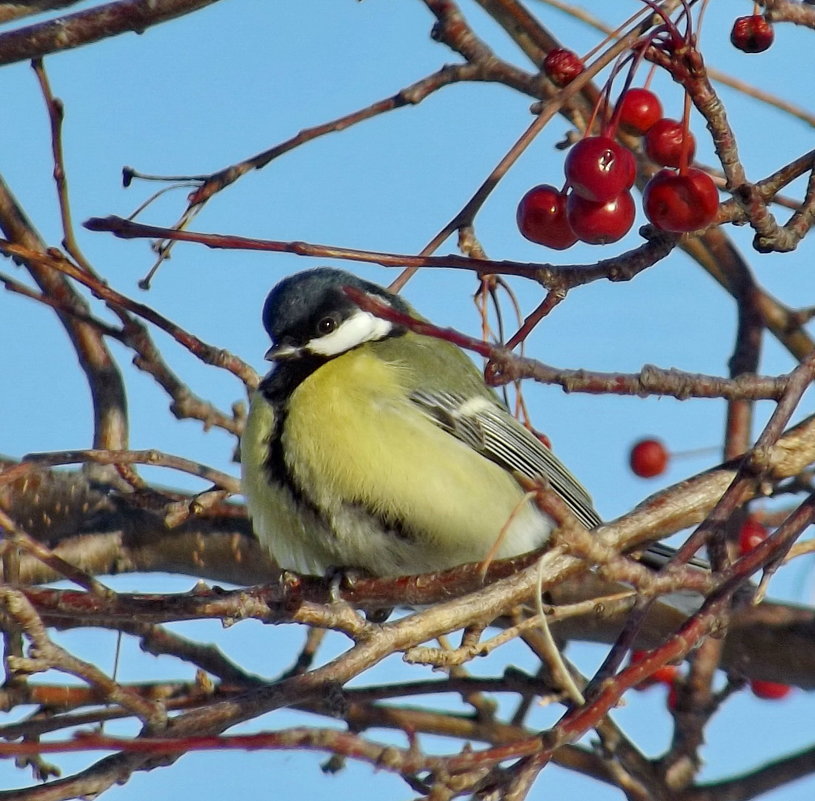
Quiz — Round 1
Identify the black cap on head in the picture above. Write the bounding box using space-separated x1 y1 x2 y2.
261 268 408 350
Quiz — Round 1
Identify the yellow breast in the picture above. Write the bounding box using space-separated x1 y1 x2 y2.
278 347 549 572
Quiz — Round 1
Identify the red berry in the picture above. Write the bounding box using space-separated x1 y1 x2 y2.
516 184 578 250
749 679 791 700
543 48 585 87
644 118 696 168
731 15 774 53
643 168 719 233
616 88 664 135
566 190 635 245
629 439 668 478
738 518 769 555
630 651 680 689
564 136 636 202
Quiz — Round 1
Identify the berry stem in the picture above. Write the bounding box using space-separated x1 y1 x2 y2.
643 62 657 90
580 6 652 63
583 85 607 138
679 89 693 174
636 0 689 48
696 0 712 44
670 445 720 460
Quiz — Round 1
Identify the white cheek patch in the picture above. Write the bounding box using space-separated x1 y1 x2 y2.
306 308 393 357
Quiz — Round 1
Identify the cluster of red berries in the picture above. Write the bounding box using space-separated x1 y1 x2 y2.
518 7 777 250
629 517 791 702
630 646 791 705
735 516 791 699
516 134 637 249
736 516 792 699
517 51 719 248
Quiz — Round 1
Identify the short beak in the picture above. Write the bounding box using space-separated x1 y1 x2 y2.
264 342 302 361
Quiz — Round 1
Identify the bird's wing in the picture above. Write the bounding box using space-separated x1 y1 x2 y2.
632 540 709 570
409 389 602 530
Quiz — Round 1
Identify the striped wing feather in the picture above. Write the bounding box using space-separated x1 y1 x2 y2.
410 389 601 530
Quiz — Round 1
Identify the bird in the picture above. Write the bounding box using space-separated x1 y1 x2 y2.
240 266 610 578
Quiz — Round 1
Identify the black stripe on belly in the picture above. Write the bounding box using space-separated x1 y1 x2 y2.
258 357 328 521
257 359 415 545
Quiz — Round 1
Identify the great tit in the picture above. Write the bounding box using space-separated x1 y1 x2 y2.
241 267 606 578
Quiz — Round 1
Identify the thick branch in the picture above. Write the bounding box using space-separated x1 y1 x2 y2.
0 0 223 65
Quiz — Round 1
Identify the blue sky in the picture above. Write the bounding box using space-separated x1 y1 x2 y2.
1 1 814 799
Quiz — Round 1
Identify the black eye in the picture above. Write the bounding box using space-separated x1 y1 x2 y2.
317 314 339 335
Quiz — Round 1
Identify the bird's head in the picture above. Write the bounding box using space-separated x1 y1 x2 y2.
261 268 409 361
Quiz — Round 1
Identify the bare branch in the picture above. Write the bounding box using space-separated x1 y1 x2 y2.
0 0 223 65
